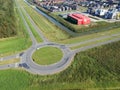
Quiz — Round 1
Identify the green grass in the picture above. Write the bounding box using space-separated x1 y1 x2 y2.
0 37 31 57
32 46 63 65
20 6 43 43
0 41 120 90
0 69 30 90
19 0 71 42
0 5 32 57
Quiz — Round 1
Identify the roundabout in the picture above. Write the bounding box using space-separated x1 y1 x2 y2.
23 42 74 75
13 0 75 75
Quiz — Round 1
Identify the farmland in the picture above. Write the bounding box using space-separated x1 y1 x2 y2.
0 41 120 90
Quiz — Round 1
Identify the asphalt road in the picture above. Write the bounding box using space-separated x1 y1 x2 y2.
0 0 120 75
67 33 120 47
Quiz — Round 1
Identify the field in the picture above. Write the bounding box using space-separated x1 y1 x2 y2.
32 47 63 65
0 41 120 90
0 6 32 57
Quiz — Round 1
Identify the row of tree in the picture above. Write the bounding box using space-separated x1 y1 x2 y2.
0 0 17 38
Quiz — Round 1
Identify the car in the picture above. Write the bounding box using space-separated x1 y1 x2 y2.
18 63 22 67
19 52 24 56
22 63 29 69
18 63 29 69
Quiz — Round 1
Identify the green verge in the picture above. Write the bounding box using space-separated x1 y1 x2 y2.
18 0 71 42
59 27 120 44
0 58 20 65
32 46 63 65
20 6 43 43
70 34 120 49
0 41 120 90
0 4 32 57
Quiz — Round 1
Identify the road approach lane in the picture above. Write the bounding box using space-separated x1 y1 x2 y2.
21 6 48 42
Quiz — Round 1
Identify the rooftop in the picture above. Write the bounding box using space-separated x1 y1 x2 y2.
68 13 90 20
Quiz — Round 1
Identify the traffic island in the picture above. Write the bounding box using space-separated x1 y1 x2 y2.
32 46 63 65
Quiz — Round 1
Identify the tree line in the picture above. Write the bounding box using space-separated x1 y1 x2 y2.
0 0 17 38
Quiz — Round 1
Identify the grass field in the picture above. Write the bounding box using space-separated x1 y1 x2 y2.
32 47 63 65
0 6 32 57
0 41 120 90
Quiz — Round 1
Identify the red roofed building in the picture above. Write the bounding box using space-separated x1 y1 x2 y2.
67 13 91 25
